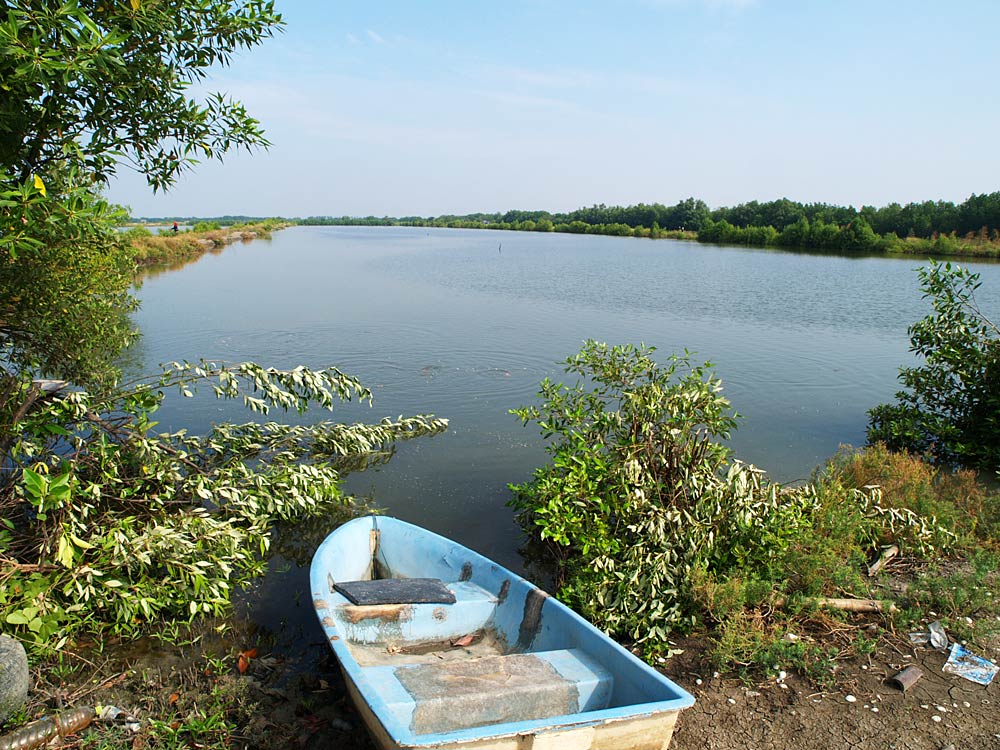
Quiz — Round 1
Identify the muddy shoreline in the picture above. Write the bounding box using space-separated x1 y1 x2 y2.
9 615 1000 750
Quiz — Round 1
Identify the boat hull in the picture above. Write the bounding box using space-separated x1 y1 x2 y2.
311 517 692 749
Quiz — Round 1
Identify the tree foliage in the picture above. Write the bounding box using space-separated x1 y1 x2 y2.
0 0 284 463
868 261 1000 470
0 167 136 385
1 0 281 190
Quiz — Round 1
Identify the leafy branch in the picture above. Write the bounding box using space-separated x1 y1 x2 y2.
0 362 447 650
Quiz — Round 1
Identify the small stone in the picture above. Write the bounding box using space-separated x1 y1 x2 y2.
932 715 942 723
777 670 787 681
727 698 736 705
964 701 971 708
0 635 29 723
935 705 947 713
845 695 857 703
921 704 930 709
780 683 789 690
871 707 879 713
695 678 703 686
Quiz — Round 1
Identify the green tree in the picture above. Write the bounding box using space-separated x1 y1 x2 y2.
0 1 456 652
868 261 1000 469
1 0 283 436
0 168 138 459
1 0 281 190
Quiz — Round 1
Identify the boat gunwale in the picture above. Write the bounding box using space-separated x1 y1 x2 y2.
310 515 694 747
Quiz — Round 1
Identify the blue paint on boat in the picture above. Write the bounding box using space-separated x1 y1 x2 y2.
311 516 694 749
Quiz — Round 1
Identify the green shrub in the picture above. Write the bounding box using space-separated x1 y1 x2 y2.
868 261 1000 470
512 343 970 668
123 225 154 239
510 342 821 645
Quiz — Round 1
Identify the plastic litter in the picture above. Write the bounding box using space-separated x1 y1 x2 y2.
942 643 999 686
97 704 140 733
928 620 949 650
910 620 949 648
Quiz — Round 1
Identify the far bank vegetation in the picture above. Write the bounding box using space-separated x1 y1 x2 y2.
303 192 1000 258
125 219 291 269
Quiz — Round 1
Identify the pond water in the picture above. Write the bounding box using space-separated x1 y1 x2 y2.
131 226 999 642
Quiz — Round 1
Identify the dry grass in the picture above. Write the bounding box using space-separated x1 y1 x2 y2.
129 223 289 268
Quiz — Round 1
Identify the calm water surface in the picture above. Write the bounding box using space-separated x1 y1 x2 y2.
131 226 999 639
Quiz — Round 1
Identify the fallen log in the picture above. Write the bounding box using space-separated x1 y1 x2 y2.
773 596 897 614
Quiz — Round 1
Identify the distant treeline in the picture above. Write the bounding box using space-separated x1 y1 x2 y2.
301 198 709 236
134 215 294 226
301 193 1000 257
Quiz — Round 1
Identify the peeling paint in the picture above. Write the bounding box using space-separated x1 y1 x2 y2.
432 607 448 621
314 598 328 611
339 603 413 624
517 588 549 651
498 579 511 604
321 616 336 627
460 562 473 581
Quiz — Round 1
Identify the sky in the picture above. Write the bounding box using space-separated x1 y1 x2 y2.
108 0 1000 219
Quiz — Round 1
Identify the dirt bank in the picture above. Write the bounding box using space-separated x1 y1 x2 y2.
9 622 998 750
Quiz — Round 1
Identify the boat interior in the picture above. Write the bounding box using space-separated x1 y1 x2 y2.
312 517 691 739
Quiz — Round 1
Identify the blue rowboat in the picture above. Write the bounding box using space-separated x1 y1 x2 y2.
310 516 694 750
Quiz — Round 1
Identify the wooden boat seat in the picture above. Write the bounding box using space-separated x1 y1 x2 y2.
364 648 614 736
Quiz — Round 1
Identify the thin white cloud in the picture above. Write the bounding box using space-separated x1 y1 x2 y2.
472 64 686 98
485 65 601 90
640 0 757 9
366 29 385 44
472 90 576 110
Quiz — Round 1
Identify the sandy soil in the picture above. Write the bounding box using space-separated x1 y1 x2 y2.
664 635 1000 750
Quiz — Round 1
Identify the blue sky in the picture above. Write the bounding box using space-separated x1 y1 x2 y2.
109 0 1000 218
